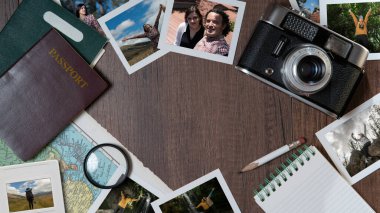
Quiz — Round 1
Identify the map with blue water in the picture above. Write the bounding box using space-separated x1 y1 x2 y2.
0 123 118 212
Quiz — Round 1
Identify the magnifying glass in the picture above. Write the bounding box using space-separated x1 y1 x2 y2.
83 143 130 189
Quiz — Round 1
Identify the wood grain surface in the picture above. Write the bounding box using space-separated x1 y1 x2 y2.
2 0 380 212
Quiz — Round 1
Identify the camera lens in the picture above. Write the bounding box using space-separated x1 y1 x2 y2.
282 44 332 95
297 56 324 83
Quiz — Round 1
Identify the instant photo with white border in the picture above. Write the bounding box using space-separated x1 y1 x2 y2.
151 169 240 213
316 93 380 185
0 160 65 213
158 0 245 64
98 0 169 74
319 0 380 60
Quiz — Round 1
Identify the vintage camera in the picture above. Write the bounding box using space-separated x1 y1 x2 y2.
236 5 369 118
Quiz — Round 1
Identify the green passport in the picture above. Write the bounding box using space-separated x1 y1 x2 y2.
0 0 107 76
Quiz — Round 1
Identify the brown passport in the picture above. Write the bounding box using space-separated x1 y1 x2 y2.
0 29 108 161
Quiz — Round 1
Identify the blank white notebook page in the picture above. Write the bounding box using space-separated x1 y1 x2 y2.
254 146 374 213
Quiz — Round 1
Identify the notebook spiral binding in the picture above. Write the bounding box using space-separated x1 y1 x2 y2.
253 145 316 202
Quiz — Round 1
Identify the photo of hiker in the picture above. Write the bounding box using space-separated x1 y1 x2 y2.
151 170 240 213
319 0 380 60
98 0 169 74
6 178 54 212
96 177 158 213
157 0 246 64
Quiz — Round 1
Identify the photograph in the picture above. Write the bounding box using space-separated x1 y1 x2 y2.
316 93 380 184
320 0 380 60
158 0 245 64
6 178 54 212
98 0 169 74
151 169 240 213
289 0 320 22
59 0 130 18
58 0 130 34
0 160 65 213
96 177 158 213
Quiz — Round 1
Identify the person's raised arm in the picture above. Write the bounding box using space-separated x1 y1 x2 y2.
365 8 372 24
349 9 358 26
122 33 146 42
120 191 125 199
154 4 165 29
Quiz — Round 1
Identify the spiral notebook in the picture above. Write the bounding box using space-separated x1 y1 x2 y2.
254 146 374 213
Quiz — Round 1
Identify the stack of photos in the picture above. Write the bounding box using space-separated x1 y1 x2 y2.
289 0 320 23
96 177 158 213
152 169 240 213
316 93 380 185
320 0 380 60
98 0 246 74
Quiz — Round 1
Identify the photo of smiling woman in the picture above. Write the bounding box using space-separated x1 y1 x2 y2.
174 6 205 49
194 8 230 56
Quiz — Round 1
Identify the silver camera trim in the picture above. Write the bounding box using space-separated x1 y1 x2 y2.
235 65 338 118
282 44 332 95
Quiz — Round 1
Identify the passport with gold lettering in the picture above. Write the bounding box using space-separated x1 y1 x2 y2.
0 29 108 161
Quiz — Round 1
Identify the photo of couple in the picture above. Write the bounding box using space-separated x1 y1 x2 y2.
159 0 245 64
170 3 231 56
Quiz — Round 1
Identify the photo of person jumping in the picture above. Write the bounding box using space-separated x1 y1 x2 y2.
325 2 380 55
100 0 167 70
349 7 372 49
122 4 166 51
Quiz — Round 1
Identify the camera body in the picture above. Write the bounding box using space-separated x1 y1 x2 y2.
236 5 369 118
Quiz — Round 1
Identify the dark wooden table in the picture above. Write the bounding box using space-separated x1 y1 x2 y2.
2 0 380 212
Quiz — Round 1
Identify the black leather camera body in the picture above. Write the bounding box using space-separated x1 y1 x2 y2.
236 5 369 118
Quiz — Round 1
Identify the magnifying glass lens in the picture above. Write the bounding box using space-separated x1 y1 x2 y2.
84 144 129 189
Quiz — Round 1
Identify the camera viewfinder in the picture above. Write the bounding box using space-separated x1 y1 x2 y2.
324 35 352 59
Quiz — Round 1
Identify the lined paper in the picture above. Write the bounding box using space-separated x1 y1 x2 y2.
254 146 374 213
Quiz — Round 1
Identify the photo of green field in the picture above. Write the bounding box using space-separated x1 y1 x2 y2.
120 41 158 66
6 178 54 212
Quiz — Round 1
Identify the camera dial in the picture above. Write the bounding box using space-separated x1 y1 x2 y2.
282 44 332 95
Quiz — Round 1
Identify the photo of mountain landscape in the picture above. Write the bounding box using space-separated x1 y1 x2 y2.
6 178 54 212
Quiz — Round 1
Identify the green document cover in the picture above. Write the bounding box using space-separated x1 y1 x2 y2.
0 0 107 76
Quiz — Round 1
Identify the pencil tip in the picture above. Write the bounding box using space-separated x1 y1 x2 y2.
240 162 259 173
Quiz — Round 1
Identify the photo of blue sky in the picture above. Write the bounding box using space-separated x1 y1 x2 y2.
105 0 166 46
298 0 319 12
7 178 52 196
